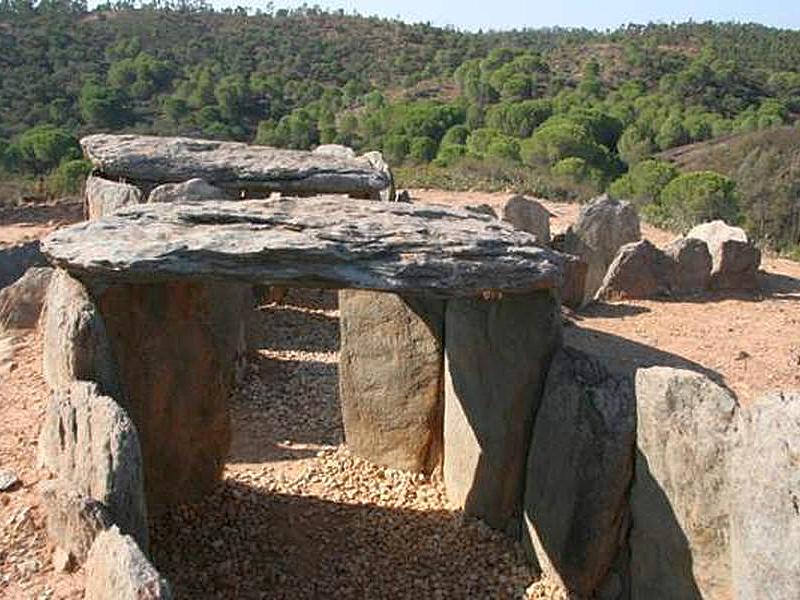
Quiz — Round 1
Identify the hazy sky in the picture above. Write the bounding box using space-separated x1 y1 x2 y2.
207 0 800 31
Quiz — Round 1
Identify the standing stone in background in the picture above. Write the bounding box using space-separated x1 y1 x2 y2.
148 178 232 203
85 175 143 220
522 347 635 597
729 392 800 600
664 237 712 294
595 240 673 301
443 291 561 536
499 195 551 245
560 195 641 304
0 240 47 289
339 291 444 473
84 527 173 600
558 253 588 309
630 367 737 600
38 381 148 551
0 266 53 330
687 220 760 290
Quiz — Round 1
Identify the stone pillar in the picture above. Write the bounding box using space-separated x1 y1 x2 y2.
339 290 444 473
85 175 143 220
443 290 561 536
95 280 247 511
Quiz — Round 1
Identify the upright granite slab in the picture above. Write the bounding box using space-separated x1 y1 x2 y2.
82 134 395 200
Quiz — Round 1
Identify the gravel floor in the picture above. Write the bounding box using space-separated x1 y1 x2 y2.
149 289 561 599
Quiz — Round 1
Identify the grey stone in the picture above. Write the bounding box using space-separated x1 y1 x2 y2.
41 270 121 397
313 144 356 159
339 291 444 473
664 237 712 294
630 367 738 600
42 197 564 297
687 220 760 290
85 175 143 220
730 391 800 600
499 195 550 244
0 469 19 491
38 381 148 551
562 195 641 304
81 133 393 200
464 203 498 218
443 291 562 535
522 347 635 597
559 253 588 309
39 479 113 564
0 240 46 289
596 240 672 301
148 178 232 203
0 267 53 330
85 526 173 600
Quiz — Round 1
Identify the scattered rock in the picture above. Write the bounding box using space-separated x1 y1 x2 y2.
0 267 53 330
630 367 738 600
443 291 562 536
84 526 173 600
148 178 232 203
522 347 635 597
687 220 760 290
499 195 551 244
663 237 712 294
52 546 76 573
395 190 412 203
39 479 114 564
596 239 672 301
0 240 47 289
465 203 498 218
339 291 444 473
730 391 800 600
38 381 148 550
0 468 19 492
85 174 144 220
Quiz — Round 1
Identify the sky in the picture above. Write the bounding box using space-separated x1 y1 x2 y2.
205 0 800 31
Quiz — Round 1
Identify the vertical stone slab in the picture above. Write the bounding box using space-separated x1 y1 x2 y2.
96 280 239 511
443 290 561 536
85 175 143 220
339 290 444 473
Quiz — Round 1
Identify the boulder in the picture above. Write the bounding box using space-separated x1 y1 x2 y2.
81 133 394 201
499 195 550 244
84 526 173 600
395 190 412 203
595 240 672 301
443 291 562 535
522 347 635 597
313 144 356 159
729 391 800 600
85 175 143 220
561 195 641 304
42 197 565 298
39 480 113 565
339 291 444 473
664 237 712 294
0 266 53 330
630 367 737 600
38 381 148 550
687 220 760 290
148 178 231 203
559 253 588 309
41 270 121 397
0 240 47 289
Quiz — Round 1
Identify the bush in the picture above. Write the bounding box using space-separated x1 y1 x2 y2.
608 159 678 207
434 143 467 167
618 125 656 166
551 157 605 194
440 125 470 147
382 134 411 164
655 171 741 231
409 136 438 163
520 121 607 168
485 137 520 162
46 159 92 196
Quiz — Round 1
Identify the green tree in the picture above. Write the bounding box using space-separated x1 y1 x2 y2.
15 126 80 176
79 80 129 129
520 121 607 168
656 171 740 231
46 159 92 195
608 159 678 207
409 136 437 163
618 125 656 165
655 114 689 150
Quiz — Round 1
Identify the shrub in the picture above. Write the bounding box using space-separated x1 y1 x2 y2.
608 159 678 207
46 159 92 196
520 121 608 169
434 143 467 167
409 136 438 163
655 171 741 231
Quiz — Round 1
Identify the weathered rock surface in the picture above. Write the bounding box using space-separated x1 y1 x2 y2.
339 291 444 473
85 526 173 600
630 367 737 600
729 391 800 600
38 381 148 550
664 237 712 294
42 197 564 297
464 203 498 218
85 175 143 220
95 280 237 511
41 270 121 397
522 347 635 597
443 291 561 535
499 195 551 244
0 266 53 329
147 178 232 203
561 195 641 304
687 220 760 290
40 479 113 564
0 240 47 289
82 134 393 200
596 240 672 301
313 144 356 159
559 253 588 309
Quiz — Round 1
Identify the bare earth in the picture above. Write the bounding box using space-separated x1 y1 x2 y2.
1 191 798 598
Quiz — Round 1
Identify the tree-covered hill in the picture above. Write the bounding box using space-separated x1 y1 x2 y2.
1 2 799 253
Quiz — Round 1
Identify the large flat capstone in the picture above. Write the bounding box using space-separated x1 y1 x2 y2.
42 197 563 297
81 134 392 199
